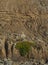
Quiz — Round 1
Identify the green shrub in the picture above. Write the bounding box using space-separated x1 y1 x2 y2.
15 41 36 56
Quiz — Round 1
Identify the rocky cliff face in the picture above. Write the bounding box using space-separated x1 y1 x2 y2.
0 0 48 62
0 0 48 43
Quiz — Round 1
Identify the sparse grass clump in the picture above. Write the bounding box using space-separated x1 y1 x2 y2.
15 41 36 56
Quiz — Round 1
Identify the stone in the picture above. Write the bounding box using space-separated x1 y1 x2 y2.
0 60 4 65
4 58 13 65
0 0 48 63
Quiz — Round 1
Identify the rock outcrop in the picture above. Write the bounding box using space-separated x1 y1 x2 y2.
0 0 48 63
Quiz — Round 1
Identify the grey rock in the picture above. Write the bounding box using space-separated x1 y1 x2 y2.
4 58 13 65
0 60 4 65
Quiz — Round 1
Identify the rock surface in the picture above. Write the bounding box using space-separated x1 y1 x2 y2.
0 0 48 43
0 0 48 64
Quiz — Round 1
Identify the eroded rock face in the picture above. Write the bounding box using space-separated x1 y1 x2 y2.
0 0 48 62
0 35 14 59
0 0 48 41
0 35 6 59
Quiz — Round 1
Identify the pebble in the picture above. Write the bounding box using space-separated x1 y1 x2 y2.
0 60 4 65
0 59 48 65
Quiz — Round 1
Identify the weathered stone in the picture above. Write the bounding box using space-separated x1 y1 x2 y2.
0 0 48 63
4 58 13 65
0 60 4 65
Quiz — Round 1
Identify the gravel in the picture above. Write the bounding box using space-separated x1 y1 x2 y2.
0 59 48 65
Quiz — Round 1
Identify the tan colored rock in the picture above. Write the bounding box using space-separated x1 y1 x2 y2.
0 35 6 58
0 0 48 61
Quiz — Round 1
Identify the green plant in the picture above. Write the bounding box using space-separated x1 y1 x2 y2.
16 42 31 56
15 41 36 56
